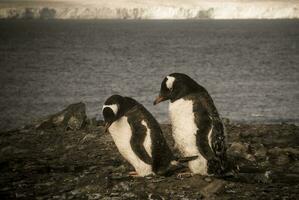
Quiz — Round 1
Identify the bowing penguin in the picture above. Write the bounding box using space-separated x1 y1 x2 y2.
103 95 195 177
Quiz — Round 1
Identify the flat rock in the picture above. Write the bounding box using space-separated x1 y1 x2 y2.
200 179 226 198
227 142 256 161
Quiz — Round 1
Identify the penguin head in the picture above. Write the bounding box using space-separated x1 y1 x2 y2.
154 73 200 105
102 95 137 132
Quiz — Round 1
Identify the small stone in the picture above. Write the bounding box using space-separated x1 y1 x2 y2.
268 147 283 156
245 154 256 162
151 177 166 183
87 193 102 200
1 146 28 155
70 189 80 196
81 134 97 143
111 197 121 200
227 142 255 161
228 142 249 155
0 187 10 192
65 145 75 150
284 147 299 155
264 170 272 179
255 146 267 158
204 177 212 182
1 146 15 154
275 154 290 165
114 164 127 173
122 192 137 198
88 166 97 171
146 183 156 190
200 179 226 198
148 193 165 200
289 161 299 173
15 193 26 198
110 192 119 197
112 182 130 192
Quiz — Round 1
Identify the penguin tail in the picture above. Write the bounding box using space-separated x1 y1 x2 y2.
207 153 237 177
156 164 185 177
175 155 199 163
156 156 198 177
211 156 263 179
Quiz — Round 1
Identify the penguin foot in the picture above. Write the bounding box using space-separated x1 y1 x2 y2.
128 171 139 177
177 172 193 179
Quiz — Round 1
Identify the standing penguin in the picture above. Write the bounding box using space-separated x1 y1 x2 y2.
103 95 194 177
153 73 228 176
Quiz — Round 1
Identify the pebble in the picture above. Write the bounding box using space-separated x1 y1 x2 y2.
201 179 226 198
204 177 212 182
112 182 130 192
254 145 267 158
228 142 256 161
230 142 249 152
148 193 165 200
110 192 120 197
81 134 97 143
87 193 102 200
122 192 137 198
275 154 290 166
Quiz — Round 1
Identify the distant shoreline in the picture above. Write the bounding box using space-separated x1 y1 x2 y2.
0 2 298 20
1 18 299 21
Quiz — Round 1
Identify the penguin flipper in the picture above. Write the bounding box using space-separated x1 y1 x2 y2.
128 119 152 165
195 93 227 158
128 105 175 176
193 104 215 160
209 120 229 174
210 120 227 159
193 96 228 175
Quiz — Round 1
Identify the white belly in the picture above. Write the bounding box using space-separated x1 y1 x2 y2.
169 99 208 175
108 117 152 176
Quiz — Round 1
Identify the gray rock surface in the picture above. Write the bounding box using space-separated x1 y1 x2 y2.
33 102 87 131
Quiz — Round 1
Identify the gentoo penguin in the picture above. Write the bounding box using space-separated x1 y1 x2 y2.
102 95 194 177
153 73 228 176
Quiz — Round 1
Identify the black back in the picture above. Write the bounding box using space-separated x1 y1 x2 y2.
125 99 175 175
186 91 228 175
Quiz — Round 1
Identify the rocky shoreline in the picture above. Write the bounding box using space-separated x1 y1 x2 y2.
0 103 299 199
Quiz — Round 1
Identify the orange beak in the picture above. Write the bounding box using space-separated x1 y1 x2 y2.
153 96 165 105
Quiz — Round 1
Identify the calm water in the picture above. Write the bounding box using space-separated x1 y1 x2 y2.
0 20 298 131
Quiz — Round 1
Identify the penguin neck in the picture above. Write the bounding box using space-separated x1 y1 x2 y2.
170 84 209 103
115 104 140 120
123 104 140 115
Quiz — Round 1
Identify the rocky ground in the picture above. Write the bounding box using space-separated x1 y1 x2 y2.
0 103 299 200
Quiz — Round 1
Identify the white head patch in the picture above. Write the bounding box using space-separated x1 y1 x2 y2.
102 104 119 115
166 76 175 90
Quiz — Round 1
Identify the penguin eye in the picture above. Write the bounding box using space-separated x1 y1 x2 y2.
102 104 119 115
